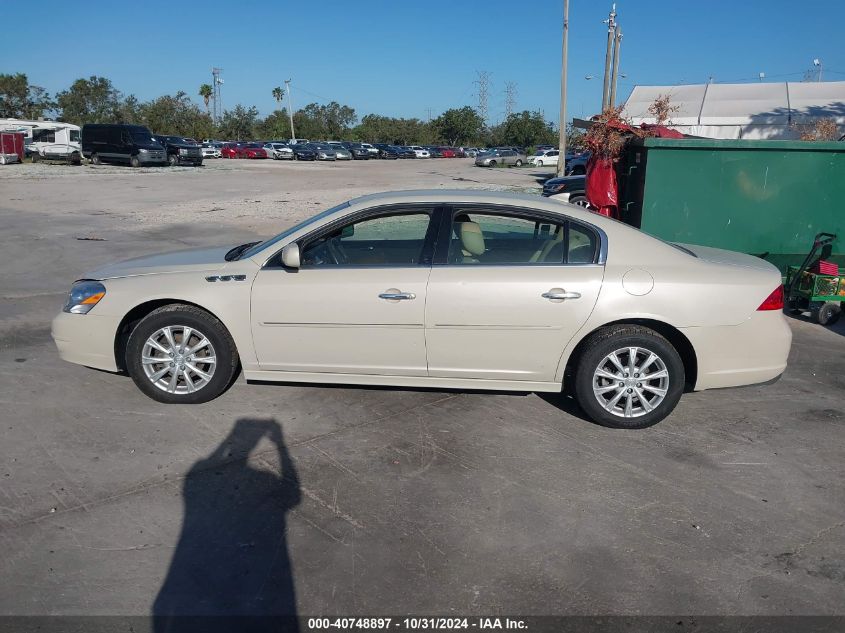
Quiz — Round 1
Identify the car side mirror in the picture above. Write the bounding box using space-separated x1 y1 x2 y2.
281 243 300 269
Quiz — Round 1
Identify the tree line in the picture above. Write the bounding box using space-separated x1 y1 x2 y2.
0 72 584 149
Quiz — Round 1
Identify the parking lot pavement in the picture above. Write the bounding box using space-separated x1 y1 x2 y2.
1 159 843 616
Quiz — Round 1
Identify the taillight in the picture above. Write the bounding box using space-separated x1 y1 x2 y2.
757 285 784 311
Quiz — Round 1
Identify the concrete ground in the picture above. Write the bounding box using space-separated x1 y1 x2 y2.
0 158 843 617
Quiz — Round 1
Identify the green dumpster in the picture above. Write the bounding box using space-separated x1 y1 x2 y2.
619 137 845 272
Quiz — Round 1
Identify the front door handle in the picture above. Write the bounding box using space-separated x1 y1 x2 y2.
542 288 581 301
379 289 416 301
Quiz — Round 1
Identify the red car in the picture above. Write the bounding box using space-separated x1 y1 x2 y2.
221 143 240 159
438 147 457 158
240 143 268 159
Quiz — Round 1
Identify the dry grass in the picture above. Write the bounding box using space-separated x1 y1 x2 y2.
797 117 839 141
647 94 680 126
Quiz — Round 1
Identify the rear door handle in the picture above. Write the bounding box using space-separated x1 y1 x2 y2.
379 289 416 301
542 288 581 301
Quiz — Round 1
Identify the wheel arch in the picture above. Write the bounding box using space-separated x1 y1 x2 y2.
561 318 698 393
113 298 233 372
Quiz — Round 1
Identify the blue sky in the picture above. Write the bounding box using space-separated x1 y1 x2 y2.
4 0 844 124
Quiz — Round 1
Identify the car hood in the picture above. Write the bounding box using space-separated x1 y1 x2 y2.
675 243 779 273
83 245 234 280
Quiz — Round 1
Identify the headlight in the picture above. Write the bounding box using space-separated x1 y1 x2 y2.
179 148 188 154
318 152 327 158
139 148 150 154
63 281 106 314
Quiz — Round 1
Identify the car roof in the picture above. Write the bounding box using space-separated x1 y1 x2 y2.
346 189 601 224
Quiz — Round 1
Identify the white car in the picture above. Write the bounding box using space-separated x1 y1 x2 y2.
408 146 431 158
52 190 791 429
201 144 222 159
530 149 559 167
360 142 379 157
263 143 294 160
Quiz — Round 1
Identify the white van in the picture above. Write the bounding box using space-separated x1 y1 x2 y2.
0 119 82 162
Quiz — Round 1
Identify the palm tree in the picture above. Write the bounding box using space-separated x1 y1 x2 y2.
199 84 213 113
272 86 284 109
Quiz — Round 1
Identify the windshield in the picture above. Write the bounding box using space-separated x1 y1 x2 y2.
70 129 80 143
240 201 352 260
132 132 154 144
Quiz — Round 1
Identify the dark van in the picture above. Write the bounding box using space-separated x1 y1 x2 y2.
81 124 167 167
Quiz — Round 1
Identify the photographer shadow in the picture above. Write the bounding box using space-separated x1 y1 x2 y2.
153 418 302 633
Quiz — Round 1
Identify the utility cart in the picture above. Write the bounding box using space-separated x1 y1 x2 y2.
785 233 843 326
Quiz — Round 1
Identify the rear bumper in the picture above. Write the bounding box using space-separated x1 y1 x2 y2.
682 311 792 391
51 311 120 372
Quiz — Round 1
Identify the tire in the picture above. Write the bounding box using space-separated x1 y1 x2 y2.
168 154 178 166
573 325 685 429
91 153 101 165
31 153 40 163
569 195 590 207
515 159 523 167
536 160 543 167
126 304 239 404
488 160 497 168
130 155 141 168
815 302 842 326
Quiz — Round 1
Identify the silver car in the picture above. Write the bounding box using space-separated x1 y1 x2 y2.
309 143 337 161
263 143 294 160
475 148 526 167
328 143 352 160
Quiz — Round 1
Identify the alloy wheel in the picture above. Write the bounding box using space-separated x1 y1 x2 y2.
141 325 217 394
592 346 669 418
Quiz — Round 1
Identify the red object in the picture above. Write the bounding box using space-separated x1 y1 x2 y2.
585 155 618 218
1 131 25 161
757 285 784 311
639 123 685 139
439 147 456 158
811 261 839 275
221 143 239 159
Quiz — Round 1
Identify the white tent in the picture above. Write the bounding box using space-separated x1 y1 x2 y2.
622 81 845 139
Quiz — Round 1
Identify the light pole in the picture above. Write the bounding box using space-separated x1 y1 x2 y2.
813 59 822 82
284 79 296 141
601 4 617 112
556 0 569 177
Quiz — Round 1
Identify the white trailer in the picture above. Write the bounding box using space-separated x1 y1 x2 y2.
0 118 82 163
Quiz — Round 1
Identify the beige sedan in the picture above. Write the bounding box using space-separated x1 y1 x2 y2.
52 190 791 428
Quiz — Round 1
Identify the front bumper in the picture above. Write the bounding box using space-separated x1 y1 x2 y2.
138 150 167 164
52 311 121 372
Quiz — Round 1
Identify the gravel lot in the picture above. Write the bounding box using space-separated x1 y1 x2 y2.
0 158 843 619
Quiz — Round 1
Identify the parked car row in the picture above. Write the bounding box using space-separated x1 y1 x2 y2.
202 139 485 162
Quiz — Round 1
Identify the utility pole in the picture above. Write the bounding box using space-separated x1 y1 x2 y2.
609 25 622 108
284 79 296 141
426 108 433 123
601 4 617 112
556 0 569 177
474 71 492 128
211 67 223 125
814 59 822 82
504 82 517 118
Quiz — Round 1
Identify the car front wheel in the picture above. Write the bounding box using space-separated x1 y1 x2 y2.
126 304 239 404
573 325 685 429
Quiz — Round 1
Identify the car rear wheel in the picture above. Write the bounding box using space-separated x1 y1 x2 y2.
515 159 523 167
488 160 497 167
90 153 101 165
573 325 685 429
569 195 590 207
130 155 141 168
126 304 239 404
